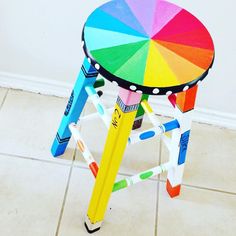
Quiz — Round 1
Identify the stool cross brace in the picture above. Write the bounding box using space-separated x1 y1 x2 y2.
69 85 181 192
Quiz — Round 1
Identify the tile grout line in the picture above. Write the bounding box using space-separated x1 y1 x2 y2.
55 147 77 236
2 151 236 197
72 165 235 196
53 95 86 235
54 93 88 235
73 164 159 181
158 179 236 196
154 137 162 236
155 181 160 236
0 151 73 167
0 88 9 110
180 182 236 196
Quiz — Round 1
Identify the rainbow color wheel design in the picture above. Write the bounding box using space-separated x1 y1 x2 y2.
83 0 215 95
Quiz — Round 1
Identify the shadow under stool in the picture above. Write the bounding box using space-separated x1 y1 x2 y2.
51 0 215 233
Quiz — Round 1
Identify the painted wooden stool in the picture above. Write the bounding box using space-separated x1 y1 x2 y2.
51 0 214 233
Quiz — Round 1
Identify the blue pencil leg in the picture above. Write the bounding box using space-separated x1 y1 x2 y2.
51 58 98 157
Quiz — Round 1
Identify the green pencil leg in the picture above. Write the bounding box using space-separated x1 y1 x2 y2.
132 94 149 130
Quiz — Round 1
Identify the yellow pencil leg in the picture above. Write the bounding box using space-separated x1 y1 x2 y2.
85 88 141 233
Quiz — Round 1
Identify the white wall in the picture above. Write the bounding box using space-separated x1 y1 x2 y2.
0 0 235 115
0 0 106 81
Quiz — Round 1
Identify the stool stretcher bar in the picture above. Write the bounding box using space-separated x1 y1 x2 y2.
82 90 176 149
69 92 180 194
141 99 172 149
69 123 174 192
128 119 180 144
69 123 99 177
85 85 111 128
81 112 174 150
141 100 161 127
78 93 178 148
112 161 174 192
79 108 113 123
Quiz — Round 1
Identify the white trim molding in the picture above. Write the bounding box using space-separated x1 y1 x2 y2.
1 71 236 130
0 71 72 97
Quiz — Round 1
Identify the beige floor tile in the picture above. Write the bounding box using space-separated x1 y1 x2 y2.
0 87 8 106
75 102 160 177
160 122 236 193
0 154 70 236
58 166 157 236
0 90 75 163
157 182 236 236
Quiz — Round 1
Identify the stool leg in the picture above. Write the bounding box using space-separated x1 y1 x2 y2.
85 88 141 233
51 58 98 157
132 94 149 130
166 86 198 198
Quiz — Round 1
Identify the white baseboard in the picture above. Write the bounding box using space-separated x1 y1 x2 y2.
1 71 236 130
0 71 73 97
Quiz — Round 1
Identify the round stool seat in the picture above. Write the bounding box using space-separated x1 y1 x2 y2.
82 0 215 95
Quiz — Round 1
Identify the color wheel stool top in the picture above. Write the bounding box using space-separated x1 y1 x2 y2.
83 0 215 95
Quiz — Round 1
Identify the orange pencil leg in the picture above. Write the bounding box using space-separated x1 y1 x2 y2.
166 86 198 198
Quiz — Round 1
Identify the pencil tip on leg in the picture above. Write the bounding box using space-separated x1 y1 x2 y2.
84 222 100 234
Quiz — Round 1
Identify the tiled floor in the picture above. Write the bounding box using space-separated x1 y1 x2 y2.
0 87 235 236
